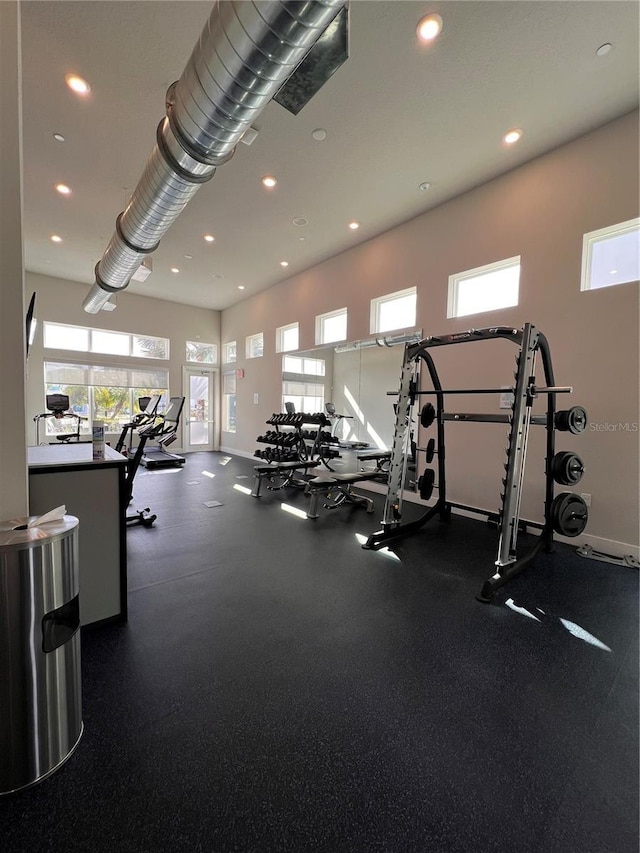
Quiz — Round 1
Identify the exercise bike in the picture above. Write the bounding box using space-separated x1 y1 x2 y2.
34 394 88 445
115 394 161 455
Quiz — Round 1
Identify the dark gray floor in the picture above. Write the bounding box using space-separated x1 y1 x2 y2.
1 451 638 852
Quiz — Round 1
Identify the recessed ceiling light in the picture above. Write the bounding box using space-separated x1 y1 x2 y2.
183 254 193 259
238 285 245 290
55 183 72 195
65 73 90 96
311 128 327 141
292 217 308 227
418 181 431 191
50 234 63 243
417 13 443 43
204 234 215 243
280 261 289 267
596 43 612 57
171 267 180 273
261 175 277 188
53 132 66 142
609 269 618 275
348 221 360 230
503 128 523 145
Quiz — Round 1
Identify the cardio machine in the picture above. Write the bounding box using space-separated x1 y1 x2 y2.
34 394 89 445
120 398 183 527
324 402 369 449
140 396 186 469
115 394 162 455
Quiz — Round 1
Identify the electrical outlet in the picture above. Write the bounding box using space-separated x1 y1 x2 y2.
581 493 591 507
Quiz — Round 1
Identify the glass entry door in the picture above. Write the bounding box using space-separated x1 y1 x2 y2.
184 368 215 452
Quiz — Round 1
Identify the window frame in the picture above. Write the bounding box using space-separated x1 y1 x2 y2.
580 217 640 292
370 287 417 334
447 256 520 319
315 307 347 345
185 340 218 364
43 321 170 360
223 341 237 364
245 333 264 359
43 359 169 434
222 370 237 433
275 322 299 354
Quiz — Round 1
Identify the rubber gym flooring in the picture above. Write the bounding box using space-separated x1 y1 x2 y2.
1 451 638 853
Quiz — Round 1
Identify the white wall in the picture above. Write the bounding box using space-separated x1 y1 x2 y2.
0 1 28 520
221 112 640 550
25 273 221 448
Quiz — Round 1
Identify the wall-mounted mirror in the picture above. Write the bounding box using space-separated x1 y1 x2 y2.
280 332 422 487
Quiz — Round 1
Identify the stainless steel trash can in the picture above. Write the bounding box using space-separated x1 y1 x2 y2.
0 515 83 795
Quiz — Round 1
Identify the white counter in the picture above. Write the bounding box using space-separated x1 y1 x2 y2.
28 444 128 626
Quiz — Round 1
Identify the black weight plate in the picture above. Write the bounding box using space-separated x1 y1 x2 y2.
555 406 588 434
418 467 435 500
551 451 584 485
567 406 588 434
551 492 588 537
425 438 435 463
420 402 436 428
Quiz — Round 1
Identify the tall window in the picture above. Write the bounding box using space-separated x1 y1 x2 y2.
370 287 417 334
275 322 299 353
43 361 168 434
448 257 520 318
223 341 237 363
282 355 325 412
316 308 347 344
581 218 640 291
43 322 169 359
222 372 237 433
186 341 217 364
246 333 264 359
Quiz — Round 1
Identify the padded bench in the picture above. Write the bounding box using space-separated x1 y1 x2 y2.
305 471 385 519
357 449 392 472
252 460 320 498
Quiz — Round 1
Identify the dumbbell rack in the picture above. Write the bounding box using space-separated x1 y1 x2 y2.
364 323 588 601
254 412 338 467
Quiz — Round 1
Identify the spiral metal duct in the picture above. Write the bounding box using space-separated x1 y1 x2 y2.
83 0 345 313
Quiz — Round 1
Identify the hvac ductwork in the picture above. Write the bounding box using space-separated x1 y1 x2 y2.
83 0 345 313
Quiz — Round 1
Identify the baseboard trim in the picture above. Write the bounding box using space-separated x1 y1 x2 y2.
219 446 256 461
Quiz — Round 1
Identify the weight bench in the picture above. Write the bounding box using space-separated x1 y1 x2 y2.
305 471 385 519
252 460 320 497
357 449 392 473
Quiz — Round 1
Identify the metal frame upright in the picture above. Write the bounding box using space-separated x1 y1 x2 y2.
364 324 569 601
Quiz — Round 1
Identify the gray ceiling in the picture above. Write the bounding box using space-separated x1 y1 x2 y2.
20 1 640 311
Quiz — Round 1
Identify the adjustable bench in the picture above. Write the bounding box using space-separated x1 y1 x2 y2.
357 449 392 473
305 471 386 519
252 460 320 498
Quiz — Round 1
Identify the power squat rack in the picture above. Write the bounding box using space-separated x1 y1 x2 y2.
364 323 589 602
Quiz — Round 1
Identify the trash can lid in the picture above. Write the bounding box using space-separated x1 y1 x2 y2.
0 516 79 552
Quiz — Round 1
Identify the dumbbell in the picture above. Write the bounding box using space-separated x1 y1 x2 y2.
414 438 438 463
